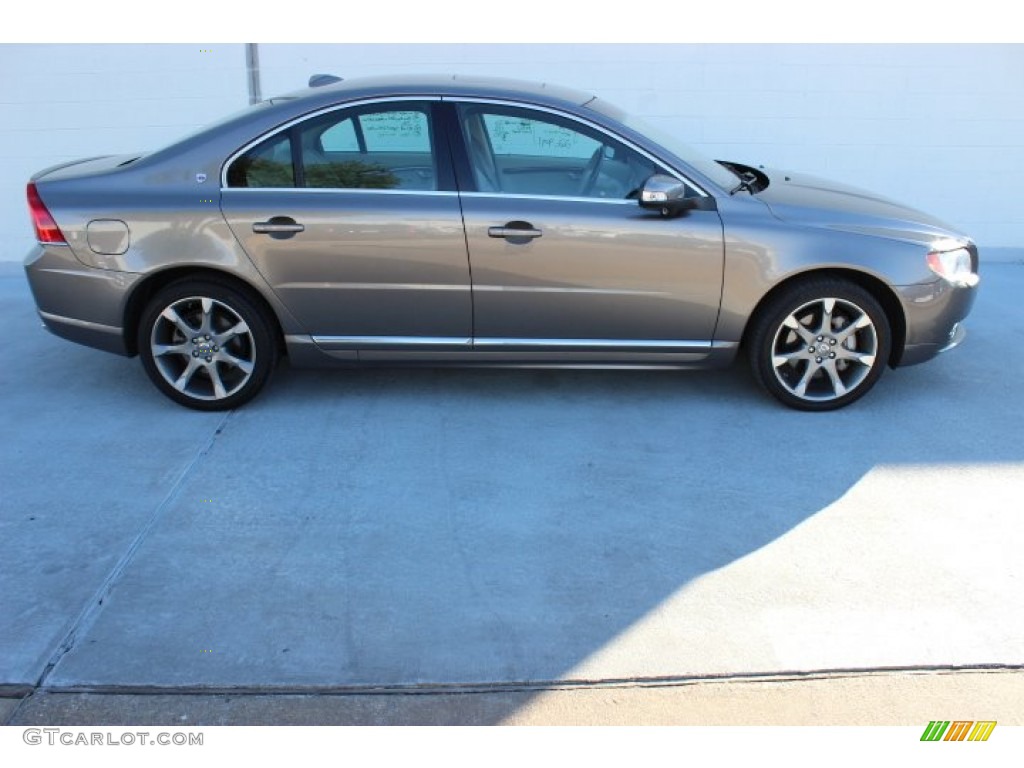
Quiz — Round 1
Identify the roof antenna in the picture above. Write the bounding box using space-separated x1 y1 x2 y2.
309 74 343 88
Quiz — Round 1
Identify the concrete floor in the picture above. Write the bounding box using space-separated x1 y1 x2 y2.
1 261 1022 725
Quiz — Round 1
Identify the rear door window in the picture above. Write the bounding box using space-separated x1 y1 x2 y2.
226 133 294 188
227 101 439 191
303 105 435 190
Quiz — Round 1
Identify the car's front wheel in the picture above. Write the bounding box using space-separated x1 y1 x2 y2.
748 278 892 411
138 279 277 410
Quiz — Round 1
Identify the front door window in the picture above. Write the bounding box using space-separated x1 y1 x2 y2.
459 104 670 199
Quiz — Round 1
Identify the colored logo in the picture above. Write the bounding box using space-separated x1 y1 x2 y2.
920 721 996 742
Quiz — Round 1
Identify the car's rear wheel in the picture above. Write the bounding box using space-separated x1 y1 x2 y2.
748 278 891 411
138 280 277 411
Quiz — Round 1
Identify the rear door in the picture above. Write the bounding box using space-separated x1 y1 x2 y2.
221 99 472 354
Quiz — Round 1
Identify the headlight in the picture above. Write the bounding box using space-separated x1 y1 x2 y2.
926 246 978 287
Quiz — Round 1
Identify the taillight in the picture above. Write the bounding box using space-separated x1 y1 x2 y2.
27 182 66 244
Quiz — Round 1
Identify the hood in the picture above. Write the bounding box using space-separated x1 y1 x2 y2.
752 168 969 248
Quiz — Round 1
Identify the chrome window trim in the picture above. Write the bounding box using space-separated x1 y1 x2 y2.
220 95 443 189
446 96 711 198
220 187 460 197
220 188 639 206
459 192 635 205
221 93 711 199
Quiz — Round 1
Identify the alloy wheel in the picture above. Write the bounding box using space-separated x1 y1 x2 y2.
149 295 257 402
770 296 879 403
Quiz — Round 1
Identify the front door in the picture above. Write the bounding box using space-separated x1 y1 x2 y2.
451 102 724 355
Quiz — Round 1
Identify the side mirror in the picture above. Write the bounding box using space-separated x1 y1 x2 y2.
639 174 715 216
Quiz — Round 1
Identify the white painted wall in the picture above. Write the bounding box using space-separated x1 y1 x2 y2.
2 43 1022 262
0 44 248 260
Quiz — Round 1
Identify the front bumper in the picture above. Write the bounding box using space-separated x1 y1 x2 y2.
24 244 141 356
895 276 979 367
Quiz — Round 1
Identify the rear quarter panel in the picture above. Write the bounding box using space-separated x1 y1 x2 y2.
34 156 309 337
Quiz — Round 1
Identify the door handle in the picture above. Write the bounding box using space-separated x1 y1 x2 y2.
488 223 542 240
253 217 305 236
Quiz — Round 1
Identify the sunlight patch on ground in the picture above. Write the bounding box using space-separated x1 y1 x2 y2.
562 461 1024 682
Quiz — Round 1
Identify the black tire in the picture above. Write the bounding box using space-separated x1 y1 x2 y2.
747 278 892 411
137 279 278 411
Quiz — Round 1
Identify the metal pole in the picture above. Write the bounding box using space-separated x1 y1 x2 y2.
245 43 262 105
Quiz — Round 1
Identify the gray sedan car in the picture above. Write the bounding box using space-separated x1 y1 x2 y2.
24 75 979 410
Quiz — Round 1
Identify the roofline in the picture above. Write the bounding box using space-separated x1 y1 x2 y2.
274 74 596 111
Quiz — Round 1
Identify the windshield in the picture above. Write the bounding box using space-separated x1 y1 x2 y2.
586 98 740 191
